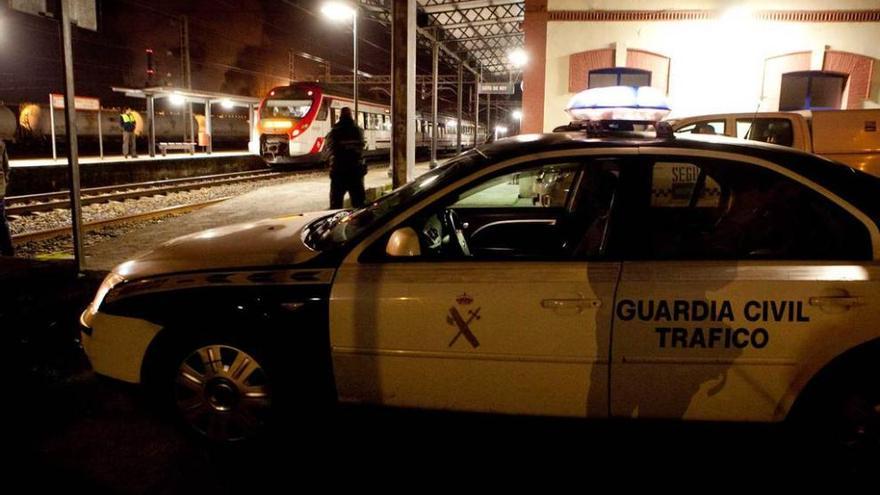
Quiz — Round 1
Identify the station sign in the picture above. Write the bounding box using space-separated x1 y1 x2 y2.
478 83 515 95
50 93 100 111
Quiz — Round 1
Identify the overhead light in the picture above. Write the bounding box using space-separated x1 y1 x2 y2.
512 110 523 121
508 48 527 68
169 93 185 106
321 1 356 22
720 6 753 24
221 99 234 109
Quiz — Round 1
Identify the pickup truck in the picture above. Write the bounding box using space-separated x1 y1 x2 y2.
670 110 880 177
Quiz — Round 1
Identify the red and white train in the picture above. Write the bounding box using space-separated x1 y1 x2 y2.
257 82 487 166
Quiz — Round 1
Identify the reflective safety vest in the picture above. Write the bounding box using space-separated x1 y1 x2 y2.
121 113 136 132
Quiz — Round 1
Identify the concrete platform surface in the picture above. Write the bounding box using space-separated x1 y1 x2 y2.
10 150 252 168
84 162 433 270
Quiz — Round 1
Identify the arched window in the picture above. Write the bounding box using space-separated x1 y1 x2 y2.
588 67 651 89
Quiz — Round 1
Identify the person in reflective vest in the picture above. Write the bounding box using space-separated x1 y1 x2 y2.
120 108 138 158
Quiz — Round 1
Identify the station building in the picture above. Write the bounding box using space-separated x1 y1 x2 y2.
522 0 880 133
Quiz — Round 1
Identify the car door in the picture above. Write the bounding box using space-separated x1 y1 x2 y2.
609 149 877 422
329 154 629 417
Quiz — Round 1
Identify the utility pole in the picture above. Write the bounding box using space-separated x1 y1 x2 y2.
59 0 84 273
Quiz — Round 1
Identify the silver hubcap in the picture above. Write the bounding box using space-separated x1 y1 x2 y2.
175 345 271 441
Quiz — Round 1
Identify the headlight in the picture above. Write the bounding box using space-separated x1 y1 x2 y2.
86 272 126 318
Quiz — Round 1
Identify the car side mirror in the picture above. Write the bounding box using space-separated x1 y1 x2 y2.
386 227 421 257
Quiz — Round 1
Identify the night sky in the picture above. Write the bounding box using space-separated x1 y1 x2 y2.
0 0 454 109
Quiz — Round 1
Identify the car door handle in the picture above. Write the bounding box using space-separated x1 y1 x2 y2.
541 298 601 310
808 296 863 308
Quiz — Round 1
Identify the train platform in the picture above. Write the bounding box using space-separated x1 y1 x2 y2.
6 151 267 196
82 162 434 270
9 150 253 168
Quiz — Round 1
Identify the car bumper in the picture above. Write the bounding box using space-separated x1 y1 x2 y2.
80 309 163 384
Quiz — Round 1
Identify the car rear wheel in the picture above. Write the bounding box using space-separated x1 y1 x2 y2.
789 360 880 472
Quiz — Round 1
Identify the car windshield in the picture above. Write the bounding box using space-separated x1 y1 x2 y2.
305 151 483 250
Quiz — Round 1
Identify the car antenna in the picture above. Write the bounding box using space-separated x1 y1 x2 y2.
745 97 763 140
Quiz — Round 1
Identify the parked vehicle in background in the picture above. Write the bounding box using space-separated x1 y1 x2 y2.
670 110 880 177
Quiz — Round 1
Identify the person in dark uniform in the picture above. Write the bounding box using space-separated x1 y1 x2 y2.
325 107 366 209
0 139 13 256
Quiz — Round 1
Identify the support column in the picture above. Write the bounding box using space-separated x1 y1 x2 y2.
391 0 416 187
205 99 213 154
487 93 491 138
430 41 439 168
522 0 548 133
147 95 156 157
248 103 258 155
475 69 480 146
456 63 462 153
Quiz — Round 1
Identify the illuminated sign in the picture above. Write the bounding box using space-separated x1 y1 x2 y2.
50 93 100 111
478 83 515 95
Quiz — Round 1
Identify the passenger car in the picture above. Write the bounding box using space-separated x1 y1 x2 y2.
81 126 880 452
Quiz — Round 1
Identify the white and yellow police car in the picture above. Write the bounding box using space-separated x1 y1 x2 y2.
81 112 880 451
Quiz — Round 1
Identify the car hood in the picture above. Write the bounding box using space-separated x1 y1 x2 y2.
112 211 333 281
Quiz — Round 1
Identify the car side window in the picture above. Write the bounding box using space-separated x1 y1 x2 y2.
614 157 873 260
452 164 578 209
675 120 725 135
736 118 794 147
370 159 623 261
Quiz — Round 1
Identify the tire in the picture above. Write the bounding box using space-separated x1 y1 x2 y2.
148 331 277 443
789 359 880 472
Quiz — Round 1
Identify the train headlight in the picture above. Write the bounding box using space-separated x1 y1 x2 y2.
262 119 293 131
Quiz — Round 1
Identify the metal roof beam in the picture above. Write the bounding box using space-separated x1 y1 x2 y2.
419 27 479 76
421 0 522 14
430 16 522 29
445 31 522 42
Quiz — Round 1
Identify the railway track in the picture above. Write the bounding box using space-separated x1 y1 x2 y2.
8 160 402 248
11 197 232 245
5 169 291 216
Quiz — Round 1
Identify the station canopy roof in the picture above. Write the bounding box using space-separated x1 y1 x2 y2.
360 0 524 75
111 86 262 108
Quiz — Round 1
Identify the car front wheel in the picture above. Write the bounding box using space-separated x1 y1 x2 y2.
173 343 273 442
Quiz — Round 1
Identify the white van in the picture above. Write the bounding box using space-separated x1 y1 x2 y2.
671 110 880 176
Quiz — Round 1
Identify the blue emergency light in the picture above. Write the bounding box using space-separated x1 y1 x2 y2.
565 86 671 122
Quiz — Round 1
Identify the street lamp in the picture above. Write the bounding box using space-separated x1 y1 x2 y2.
321 1 358 116
512 110 523 121
508 48 528 69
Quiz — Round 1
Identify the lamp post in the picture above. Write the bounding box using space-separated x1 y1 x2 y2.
321 1 358 116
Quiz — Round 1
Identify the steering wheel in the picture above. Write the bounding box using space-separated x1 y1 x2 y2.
444 208 472 257
421 214 444 251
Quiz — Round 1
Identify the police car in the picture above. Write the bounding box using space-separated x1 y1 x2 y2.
81 92 880 451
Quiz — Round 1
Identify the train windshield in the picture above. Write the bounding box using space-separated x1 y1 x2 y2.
261 87 316 120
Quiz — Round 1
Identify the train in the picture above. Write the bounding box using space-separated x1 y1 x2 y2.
257 82 487 167
0 103 251 154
